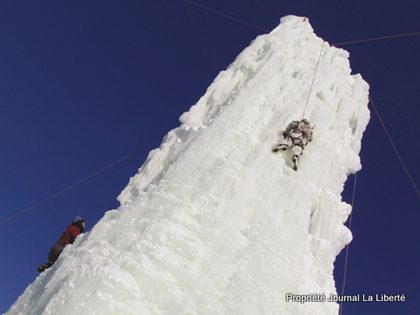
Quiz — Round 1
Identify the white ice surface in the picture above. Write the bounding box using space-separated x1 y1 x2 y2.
6 15 370 315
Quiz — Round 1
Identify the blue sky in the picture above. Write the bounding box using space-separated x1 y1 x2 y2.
1 1 419 313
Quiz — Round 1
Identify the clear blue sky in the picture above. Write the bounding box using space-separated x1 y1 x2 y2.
1 1 419 313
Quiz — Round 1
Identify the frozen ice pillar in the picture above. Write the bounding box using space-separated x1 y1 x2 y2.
7 15 369 315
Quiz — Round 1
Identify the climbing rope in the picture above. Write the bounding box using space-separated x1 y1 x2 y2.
301 41 325 118
339 172 358 315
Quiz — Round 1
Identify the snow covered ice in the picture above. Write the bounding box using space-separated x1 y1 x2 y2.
6 16 370 315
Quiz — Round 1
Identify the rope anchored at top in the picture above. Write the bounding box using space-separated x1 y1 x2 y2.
302 41 325 118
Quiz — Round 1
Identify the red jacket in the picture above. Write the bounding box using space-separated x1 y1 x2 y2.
57 225 82 246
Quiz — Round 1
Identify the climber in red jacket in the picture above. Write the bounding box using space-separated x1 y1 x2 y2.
37 216 86 272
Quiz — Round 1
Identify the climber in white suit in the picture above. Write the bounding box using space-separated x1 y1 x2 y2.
272 119 313 171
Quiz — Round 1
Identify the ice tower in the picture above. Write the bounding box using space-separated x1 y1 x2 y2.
7 16 370 315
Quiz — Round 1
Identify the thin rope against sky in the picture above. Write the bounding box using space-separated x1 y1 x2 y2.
334 31 420 46
185 0 420 46
0 153 134 225
369 97 420 197
184 0 268 33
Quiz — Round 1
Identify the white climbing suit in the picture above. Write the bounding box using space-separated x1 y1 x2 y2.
274 119 313 169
